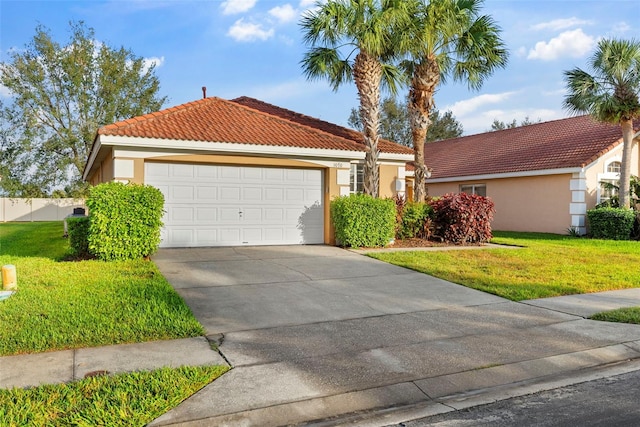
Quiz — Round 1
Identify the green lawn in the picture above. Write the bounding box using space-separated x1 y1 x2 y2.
369 231 640 301
0 365 228 426
0 222 204 355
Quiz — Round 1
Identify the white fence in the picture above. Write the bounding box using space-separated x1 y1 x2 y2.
0 198 87 222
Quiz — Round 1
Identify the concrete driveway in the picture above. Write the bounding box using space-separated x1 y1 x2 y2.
150 245 640 426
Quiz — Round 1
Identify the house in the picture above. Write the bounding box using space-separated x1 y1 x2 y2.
83 96 413 247
421 115 640 235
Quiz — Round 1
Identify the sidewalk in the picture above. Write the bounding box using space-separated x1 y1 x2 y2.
0 337 227 389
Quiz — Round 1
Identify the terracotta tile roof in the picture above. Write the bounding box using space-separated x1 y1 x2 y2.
424 115 640 179
98 96 412 155
231 96 413 155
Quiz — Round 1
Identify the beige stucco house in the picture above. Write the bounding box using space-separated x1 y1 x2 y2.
83 96 413 247
421 115 640 235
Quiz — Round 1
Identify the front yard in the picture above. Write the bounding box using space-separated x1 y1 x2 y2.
0 222 227 426
0 222 203 355
370 231 640 301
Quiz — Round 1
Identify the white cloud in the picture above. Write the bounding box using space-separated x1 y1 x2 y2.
142 56 165 73
269 4 297 23
611 21 631 35
227 19 274 42
446 92 517 117
299 0 317 7
530 17 592 32
461 108 562 135
247 78 327 101
221 0 257 15
527 29 595 61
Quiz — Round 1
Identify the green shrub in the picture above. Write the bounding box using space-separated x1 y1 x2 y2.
431 192 495 244
67 216 91 258
86 182 164 260
587 207 635 240
398 202 433 239
331 194 396 248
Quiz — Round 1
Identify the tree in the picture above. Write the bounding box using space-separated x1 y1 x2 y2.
564 38 640 209
402 0 508 202
348 96 462 145
490 116 540 131
0 22 166 197
300 0 410 197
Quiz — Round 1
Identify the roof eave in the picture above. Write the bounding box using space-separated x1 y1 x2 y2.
425 167 585 183
91 135 413 165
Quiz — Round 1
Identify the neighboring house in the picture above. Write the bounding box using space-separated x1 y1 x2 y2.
83 96 413 247
420 115 640 235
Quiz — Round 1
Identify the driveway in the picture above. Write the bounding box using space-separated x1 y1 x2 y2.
150 245 640 426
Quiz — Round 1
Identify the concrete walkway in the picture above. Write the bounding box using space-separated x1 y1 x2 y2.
2 245 640 427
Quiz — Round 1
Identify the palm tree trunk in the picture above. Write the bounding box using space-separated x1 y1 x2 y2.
354 51 382 198
408 58 439 202
619 119 634 208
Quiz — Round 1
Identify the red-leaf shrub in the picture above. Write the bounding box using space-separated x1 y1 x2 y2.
430 193 495 244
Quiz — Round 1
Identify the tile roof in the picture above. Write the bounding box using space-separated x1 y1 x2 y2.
98 96 413 155
231 96 413 155
424 115 640 179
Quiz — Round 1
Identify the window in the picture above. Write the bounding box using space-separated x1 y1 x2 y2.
460 184 486 197
600 179 619 203
350 163 364 194
607 161 621 173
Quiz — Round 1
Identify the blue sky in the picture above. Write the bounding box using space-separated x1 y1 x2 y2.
1 0 638 135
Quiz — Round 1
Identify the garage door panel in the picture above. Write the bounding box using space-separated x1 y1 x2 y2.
170 207 194 222
145 163 323 247
171 186 194 200
169 229 194 245
197 186 218 200
242 208 262 222
220 167 241 180
242 187 262 201
196 208 217 222
220 187 241 201
196 165 218 179
171 164 195 178
195 229 218 245
219 208 241 222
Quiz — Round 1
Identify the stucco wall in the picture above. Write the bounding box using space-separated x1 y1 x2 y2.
89 150 407 245
427 174 573 234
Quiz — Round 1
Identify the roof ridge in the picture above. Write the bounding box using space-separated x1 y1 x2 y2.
225 97 368 152
230 96 408 151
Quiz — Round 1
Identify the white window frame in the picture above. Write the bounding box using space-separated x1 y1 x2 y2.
350 163 364 194
460 184 486 197
597 157 622 204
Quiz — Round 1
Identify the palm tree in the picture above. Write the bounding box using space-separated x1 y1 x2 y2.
300 0 410 197
402 0 508 202
564 38 640 209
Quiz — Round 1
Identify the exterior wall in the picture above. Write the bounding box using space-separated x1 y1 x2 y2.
89 150 406 245
1 198 86 222
427 174 573 234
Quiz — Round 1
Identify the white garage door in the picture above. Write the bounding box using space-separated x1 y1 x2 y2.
145 163 324 248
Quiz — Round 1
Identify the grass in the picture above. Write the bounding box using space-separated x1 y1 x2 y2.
0 222 204 355
591 307 640 324
369 231 640 301
0 365 229 426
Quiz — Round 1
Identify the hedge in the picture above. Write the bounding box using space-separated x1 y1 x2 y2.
331 194 396 248
86 182 164 260
67 216 91 258
587 207 635 240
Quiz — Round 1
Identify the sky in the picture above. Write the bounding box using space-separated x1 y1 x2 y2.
1 0 638 136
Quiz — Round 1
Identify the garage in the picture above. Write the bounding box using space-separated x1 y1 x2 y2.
144 162 324 248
